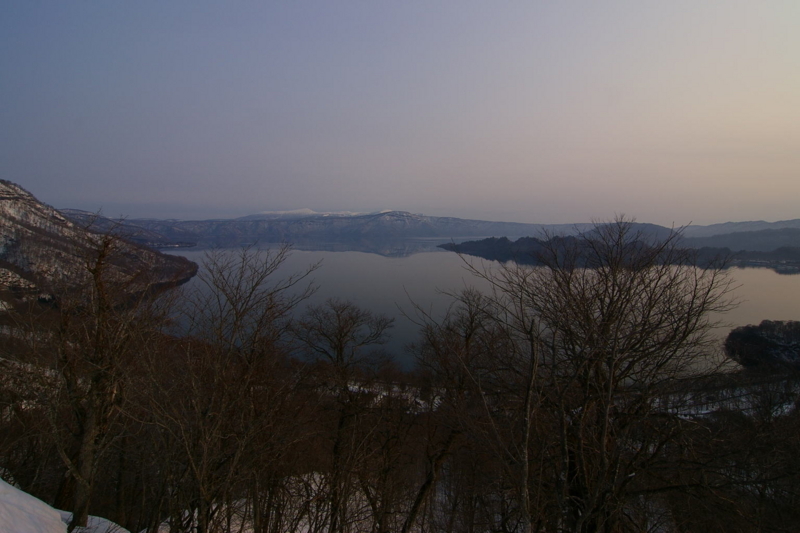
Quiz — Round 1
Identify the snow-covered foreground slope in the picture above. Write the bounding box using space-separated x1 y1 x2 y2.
0 477 128 533
56 511 129 533
0 477 65 533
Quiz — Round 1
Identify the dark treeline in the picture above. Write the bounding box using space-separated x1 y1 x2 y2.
725 320 800 369
2 219 800 532
440 234 800 275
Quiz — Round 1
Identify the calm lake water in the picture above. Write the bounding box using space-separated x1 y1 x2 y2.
170 247 800 369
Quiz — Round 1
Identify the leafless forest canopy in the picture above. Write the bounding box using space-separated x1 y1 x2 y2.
2 219 800 533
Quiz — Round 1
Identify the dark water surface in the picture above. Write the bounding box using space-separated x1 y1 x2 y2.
169 248 800 369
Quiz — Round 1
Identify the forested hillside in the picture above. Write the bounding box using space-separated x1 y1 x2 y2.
0 181 197 300
2 218 799 532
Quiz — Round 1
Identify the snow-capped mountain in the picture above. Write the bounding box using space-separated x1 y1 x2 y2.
50 192 800 256
78 209 586 250
236 208 397 220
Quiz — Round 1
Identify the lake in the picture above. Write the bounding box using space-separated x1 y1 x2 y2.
170 247 800 369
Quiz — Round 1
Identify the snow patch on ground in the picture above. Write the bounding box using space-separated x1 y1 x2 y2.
0 476 128 533
0 477 65 533
57 510 130 533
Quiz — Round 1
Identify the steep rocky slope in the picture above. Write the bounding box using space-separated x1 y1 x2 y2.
0 181 196 298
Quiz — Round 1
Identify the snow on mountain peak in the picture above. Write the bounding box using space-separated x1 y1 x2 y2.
258 208 319 216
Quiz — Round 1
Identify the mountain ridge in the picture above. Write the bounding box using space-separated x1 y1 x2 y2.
66 209 599 249
54 204 800 256
682 219 800 238
0 181 197 298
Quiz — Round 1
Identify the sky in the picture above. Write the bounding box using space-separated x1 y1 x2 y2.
1 1 799 225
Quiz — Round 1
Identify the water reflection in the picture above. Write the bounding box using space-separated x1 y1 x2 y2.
168 248 800 369
286 238 449 257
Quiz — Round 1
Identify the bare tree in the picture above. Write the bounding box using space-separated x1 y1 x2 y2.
133 244 318 533
293 298 394 384
421 217 737 532
1 228 182 531
293 298 394 533
408 289 518 532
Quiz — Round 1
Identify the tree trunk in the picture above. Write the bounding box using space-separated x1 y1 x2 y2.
68 407 100 532
401 430 458 533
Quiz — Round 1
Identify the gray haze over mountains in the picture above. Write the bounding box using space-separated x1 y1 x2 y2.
63 208 594 251
62 204 800 256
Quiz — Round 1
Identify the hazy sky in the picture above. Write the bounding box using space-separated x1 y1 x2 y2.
2 1 798 224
